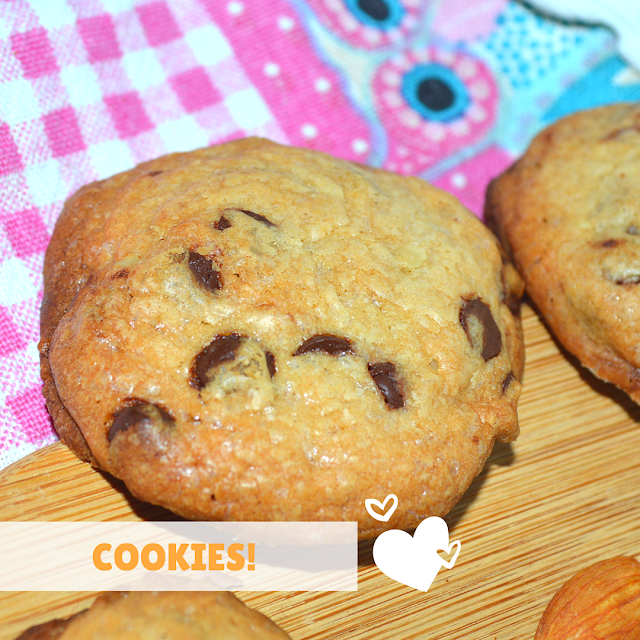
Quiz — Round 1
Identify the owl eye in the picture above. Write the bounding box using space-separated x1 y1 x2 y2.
401 63 470 122
344 0 405 30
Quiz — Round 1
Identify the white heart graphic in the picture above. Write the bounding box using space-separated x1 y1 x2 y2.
373 517 461 592
365 494 398 522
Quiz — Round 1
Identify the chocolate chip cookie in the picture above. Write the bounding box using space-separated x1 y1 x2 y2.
486 103 640 403
40 138 524 538
15 591 290 640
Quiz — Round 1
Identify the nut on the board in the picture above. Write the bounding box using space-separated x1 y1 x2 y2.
535 556 640 640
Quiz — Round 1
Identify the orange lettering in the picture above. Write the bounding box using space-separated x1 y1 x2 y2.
93 543 111 571
208 543 225 570
141 543 165 571
168 543 190 571
114 543 138 571
191 543 206 570
227 543 245 571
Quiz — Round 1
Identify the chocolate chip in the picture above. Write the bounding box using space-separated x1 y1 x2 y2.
368 362 404 409
191 333 243 389
598 239 623 248
459 298 502 361
239 209 276 227
265 351 277 378
502 291 520 316
188 251 222 292
214 215 231 231
147 170 163 177
108 401 174 442
501 371 516 394
293 335 355 357
113 269 128 279
615 275 640 285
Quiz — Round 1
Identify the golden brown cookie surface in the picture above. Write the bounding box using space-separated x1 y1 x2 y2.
486 103 640 403
40 138 523 538
15 592 290 640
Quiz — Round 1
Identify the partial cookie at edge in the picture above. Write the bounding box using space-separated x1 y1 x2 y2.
14 591 291 640
486 102 640 402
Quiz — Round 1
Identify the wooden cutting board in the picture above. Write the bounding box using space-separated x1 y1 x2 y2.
1 303 639 640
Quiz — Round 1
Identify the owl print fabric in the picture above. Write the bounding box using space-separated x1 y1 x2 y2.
0 0 639 467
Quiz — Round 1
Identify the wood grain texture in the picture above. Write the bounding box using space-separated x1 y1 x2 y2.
0 304 638 640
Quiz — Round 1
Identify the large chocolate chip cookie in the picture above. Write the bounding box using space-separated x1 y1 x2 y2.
40 138 523 538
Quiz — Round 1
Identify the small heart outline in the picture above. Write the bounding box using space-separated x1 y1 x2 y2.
438 539 461 569
365 494 398 522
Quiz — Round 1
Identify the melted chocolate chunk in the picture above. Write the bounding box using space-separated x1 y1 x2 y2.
214 215 231 231
188 251 222 292
108 401 174 442
598 238 623 248
368 362 404 409
459 298 502 361
501 371 516 394
191 333 243 389
239 209 276 227
265 351 277 378
615 275 640 285
293 335 355 357
502 290 520 316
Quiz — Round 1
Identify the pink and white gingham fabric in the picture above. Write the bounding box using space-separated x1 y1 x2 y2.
0 0 370 467
0 0 631 468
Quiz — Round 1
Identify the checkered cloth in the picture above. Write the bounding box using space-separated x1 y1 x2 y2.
1 0 637 468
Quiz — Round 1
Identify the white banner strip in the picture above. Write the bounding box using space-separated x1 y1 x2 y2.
0 522 357 591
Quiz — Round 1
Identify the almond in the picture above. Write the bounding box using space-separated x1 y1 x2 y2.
536 556 640 640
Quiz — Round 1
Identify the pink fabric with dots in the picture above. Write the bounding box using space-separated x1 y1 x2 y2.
0 0 515 468
305 0 428 50
432 146 513 216
374 48 499 175
205 0 372 158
